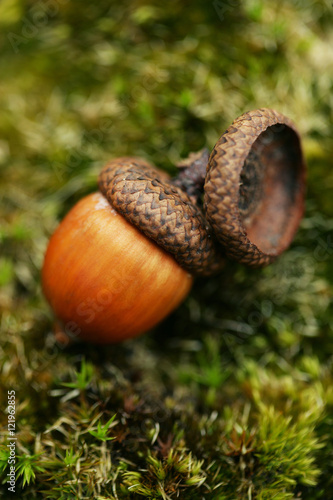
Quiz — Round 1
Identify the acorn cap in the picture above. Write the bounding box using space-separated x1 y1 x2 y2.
204 108 306 267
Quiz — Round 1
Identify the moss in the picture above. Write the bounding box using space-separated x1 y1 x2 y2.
1 0 333 498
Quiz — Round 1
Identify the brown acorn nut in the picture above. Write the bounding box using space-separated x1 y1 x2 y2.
42 108 306 344
42 191 193 343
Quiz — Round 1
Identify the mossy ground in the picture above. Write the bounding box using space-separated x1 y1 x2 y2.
0 0 333 498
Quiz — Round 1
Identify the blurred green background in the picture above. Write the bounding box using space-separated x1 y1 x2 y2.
0 0 333 498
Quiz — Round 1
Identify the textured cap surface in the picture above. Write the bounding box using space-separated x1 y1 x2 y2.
204 108 306 267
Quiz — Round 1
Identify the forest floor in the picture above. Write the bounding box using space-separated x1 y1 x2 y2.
0 1 333 498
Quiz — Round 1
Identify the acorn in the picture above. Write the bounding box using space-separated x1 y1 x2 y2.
42 109 306 344
42 189 194 344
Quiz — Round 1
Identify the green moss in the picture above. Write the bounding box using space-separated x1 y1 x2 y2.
1 0 333 498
